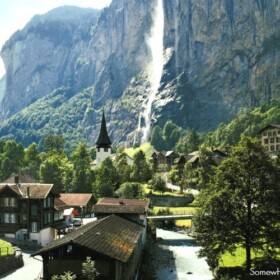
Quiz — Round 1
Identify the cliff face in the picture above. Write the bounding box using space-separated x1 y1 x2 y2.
152 0 280 131
0 0 280 146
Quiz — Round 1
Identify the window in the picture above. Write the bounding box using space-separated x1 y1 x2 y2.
2 198 18 207
264 139 268 144
4 198 9 207
273 131 277 136
43 199 47 208
47 197 52 207
10 198 17 207
31 222 38 233
44 211 52 224
277 138 280 143
268 132 272 136
4 213 9 223
278 130 280 135
22 214 27 221
277 145 280 151
271 145 275 151
10 214 16 223
263 132 267 136
104 147 108 152
270 138 275 143
3 213 17 223
31 205 38 216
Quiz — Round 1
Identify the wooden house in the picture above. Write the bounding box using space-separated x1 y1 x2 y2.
58 193 95 218
0 175 59 246
93 197 149 243
32 215 144 280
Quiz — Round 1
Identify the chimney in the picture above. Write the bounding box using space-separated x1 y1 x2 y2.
15 175 19 185
26 186 30 198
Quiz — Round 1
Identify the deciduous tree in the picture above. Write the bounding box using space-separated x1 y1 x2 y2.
194 137 280 275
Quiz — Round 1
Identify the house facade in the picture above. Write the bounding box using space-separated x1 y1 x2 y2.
58 193 95 218
259 124 280 153
0 175 58 246
152 151 179 171
32 215 144 280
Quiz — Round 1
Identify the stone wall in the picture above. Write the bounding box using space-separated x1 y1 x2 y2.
149 194 194 207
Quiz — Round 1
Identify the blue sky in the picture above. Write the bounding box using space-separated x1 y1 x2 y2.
0 0 112 78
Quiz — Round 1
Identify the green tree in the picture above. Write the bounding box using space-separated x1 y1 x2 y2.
151 173 167 194
196 146 217 190
82 257 99 280
194 137 280 275
1 140 24 180
43 134 66 155
131 150 152 182
93 158 119 198
71 143 94 193
162 120 181 150
116 182 144 199
39 154 72 192
21 142 41 179
150 125 166 150
51 271 77 280
175 129 200 154
114 149 131 184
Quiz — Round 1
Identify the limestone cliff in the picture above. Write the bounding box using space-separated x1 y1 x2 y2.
0 0 279 146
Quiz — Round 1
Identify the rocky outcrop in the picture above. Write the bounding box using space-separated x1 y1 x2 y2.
0 0 280 146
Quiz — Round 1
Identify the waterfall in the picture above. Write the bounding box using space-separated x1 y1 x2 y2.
136 0 164 144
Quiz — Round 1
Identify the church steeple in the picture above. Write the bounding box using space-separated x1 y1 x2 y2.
96 111 112 149
95 111 112 166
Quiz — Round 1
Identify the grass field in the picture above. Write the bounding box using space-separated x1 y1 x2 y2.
125 142 155 159
0 239 14 256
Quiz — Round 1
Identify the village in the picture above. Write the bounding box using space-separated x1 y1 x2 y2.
0 109 279 279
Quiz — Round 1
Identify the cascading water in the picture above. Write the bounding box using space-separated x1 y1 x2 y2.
136 0 164 144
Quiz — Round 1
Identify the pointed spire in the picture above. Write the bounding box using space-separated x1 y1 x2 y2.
96 110 112 148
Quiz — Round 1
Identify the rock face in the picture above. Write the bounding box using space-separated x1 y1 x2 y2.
0 0 280 146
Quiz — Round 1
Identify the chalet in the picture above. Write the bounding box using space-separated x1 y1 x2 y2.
32 215 144 280
259 124 280 153
58 193 95 218
152 151 179 171
93 197 149 243
0 175 59 246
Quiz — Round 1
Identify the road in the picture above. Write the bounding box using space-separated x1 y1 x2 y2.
163 172 199 195
0 251 42 280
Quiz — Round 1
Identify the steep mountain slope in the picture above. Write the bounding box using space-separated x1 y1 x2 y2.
0 0 280 147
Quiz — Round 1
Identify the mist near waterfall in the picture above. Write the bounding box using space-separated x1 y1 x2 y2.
137 0 164 143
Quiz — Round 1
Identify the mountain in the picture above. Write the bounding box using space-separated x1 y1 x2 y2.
0 0 280 148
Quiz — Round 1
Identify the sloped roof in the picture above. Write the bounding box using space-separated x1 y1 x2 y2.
259 124 280 133
95 111 112 148
165 151 174 157
59 193 93 207
2 174 39 184
54 197 68 210
32 215 144 263
94 197 149 214
0 183 53 199
188 155 199 163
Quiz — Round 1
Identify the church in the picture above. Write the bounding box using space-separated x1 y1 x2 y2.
95 111 112 166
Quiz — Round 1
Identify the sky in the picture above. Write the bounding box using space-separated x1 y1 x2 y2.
0 0 112 79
